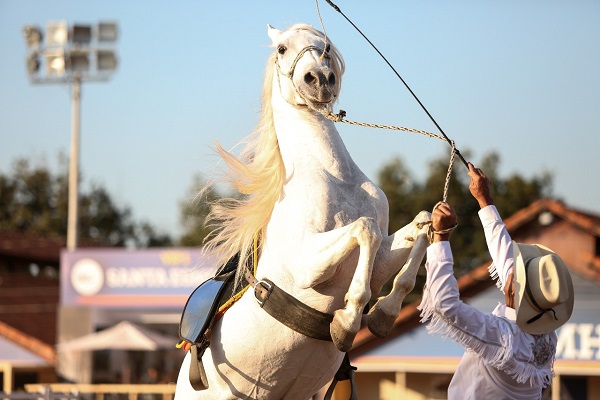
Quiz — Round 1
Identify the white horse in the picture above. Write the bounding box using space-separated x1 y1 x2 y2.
175 23 431 400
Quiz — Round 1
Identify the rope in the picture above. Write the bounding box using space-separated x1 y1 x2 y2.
323 110 445 141
321 109 457 203
427 201 458 243
315 0 329 62
442 140 456 204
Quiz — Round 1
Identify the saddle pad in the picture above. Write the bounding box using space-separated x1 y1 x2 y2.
179 270 235 344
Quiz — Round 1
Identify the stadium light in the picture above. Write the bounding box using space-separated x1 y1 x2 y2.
98 22 118 42
46 21 69 47
23 21 119 250
23 25 43 48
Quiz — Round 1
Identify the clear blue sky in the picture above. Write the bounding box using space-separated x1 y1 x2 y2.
1 1 599 239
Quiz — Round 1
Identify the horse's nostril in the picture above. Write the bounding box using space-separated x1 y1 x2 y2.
328 73 336 86
305 70 335 87
304 72 316 85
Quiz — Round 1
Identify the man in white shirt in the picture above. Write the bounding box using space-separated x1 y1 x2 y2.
418 163 574 400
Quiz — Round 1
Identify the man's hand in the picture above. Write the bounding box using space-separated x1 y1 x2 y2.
468 162 494 208
432 202 457 242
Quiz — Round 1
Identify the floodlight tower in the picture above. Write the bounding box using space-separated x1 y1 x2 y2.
23 21 118 250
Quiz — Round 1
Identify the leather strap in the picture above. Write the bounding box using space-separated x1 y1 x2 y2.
189 343 209 390
246 264 358 399
189 265 355 398
243 267 334 341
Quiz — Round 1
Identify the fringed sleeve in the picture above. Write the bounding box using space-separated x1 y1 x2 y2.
479 205 514 293
419 241 555 388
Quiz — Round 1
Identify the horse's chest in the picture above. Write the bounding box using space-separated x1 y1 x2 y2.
330 186 380 222
289 177 386 229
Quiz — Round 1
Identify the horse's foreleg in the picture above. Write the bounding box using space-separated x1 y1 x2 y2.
366 232 429 337
369 210 431 293
329 217 382 352
289 216 382 352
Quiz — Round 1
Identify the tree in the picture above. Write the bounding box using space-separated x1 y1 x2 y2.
375 150 553 304
178 174 224 247
0 156 172 247
377 157 416 234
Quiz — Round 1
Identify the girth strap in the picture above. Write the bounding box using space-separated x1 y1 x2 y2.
242 267 358 399
244 267 334 341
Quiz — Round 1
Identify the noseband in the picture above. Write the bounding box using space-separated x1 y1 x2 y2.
274 44 333 109
275 45 330 79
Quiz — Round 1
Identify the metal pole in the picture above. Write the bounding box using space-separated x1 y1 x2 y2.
67 75 81 250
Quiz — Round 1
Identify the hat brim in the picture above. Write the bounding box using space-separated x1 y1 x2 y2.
513 242 574 335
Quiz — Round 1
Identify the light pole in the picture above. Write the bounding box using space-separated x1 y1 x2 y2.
23 21 118 250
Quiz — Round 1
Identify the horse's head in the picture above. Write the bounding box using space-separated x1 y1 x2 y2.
268 24 345 113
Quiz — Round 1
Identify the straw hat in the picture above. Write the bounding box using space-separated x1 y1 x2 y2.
512 242 574 334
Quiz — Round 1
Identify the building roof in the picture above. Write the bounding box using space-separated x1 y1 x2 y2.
0 230 64 264
0 321 55 366
350 198 600 357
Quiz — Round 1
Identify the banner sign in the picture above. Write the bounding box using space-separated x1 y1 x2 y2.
60 248 218 309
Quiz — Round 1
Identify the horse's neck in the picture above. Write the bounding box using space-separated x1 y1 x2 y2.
273 104 356 180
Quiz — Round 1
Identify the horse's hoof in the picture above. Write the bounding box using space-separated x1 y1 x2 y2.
330 312 356 352
366 306 395 338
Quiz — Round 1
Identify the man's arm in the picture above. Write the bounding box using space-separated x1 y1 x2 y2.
468 163 514 292
419 203 513 367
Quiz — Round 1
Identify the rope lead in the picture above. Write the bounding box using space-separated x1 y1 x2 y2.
319 109 457 204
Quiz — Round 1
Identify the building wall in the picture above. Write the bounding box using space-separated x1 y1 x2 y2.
352 372 452 400
0 262 59 345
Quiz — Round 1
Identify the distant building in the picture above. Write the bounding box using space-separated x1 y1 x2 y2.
0 231 215 390
0 231 62 391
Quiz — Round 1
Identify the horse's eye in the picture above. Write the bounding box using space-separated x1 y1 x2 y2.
325 44 331 53
277 45 287 55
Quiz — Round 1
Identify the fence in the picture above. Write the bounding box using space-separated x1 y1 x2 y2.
1 387 78 399
19 384 176 400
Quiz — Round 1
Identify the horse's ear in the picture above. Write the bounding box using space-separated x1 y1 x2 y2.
267 24 282 46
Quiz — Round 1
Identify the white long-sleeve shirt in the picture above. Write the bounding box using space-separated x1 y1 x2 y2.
479 205 515 293
418 205 557 400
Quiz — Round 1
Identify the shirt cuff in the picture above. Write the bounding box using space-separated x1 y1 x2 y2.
478 205 501 225
427 241 453 264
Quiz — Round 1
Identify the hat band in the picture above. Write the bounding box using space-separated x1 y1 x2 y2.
524 258 558 325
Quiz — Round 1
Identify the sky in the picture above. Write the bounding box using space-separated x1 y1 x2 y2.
1 1 599 240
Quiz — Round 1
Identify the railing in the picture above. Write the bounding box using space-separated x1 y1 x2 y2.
1 387 78 399
22 384 176 400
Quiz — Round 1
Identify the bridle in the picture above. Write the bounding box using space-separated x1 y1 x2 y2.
274 44 330 80
273 42 335 110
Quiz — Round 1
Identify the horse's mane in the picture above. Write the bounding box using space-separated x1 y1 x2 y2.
201 24 344 286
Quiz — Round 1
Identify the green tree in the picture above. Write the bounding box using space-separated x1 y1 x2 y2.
0 157 171 247
377 157 416 234
178 174 224 247
375 151 553 304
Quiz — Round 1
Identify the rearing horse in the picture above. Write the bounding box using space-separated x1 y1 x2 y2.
175 23 431 399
